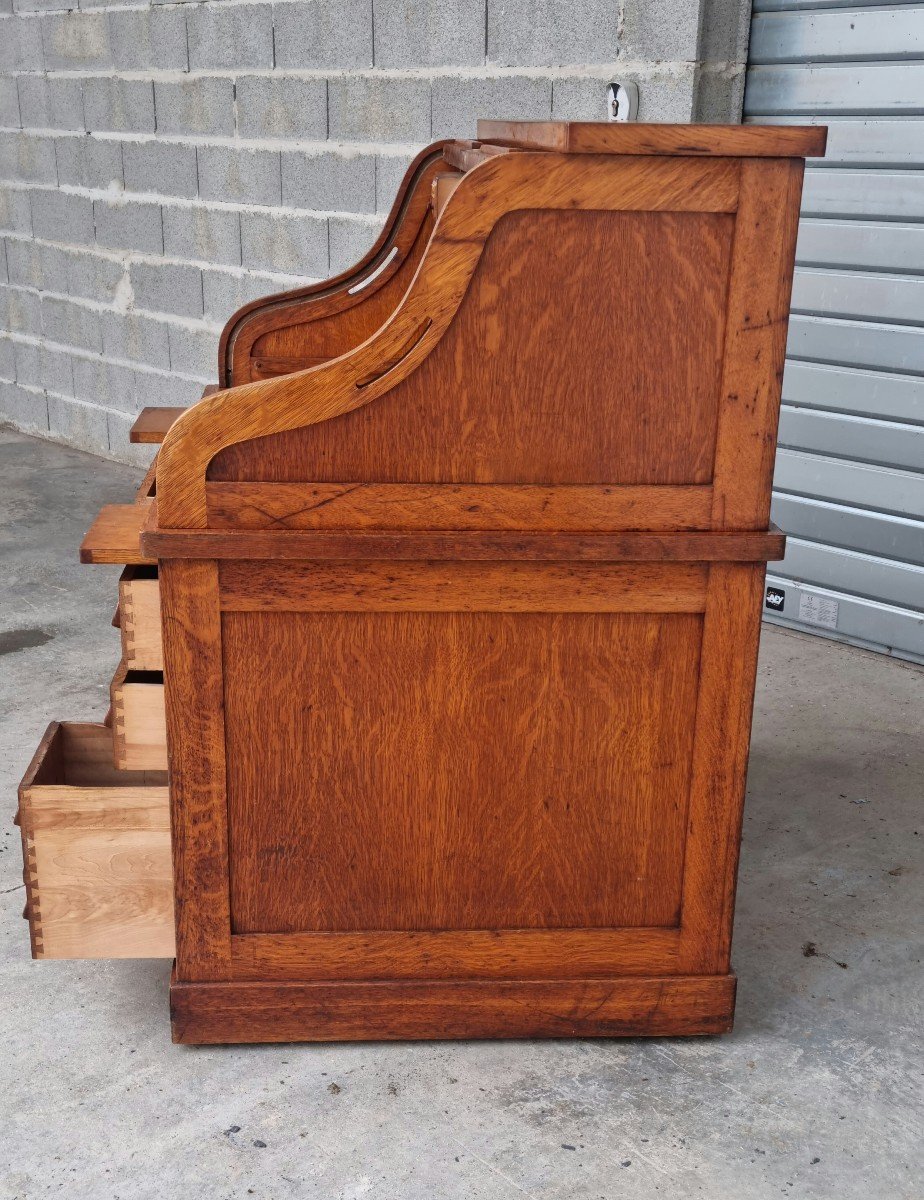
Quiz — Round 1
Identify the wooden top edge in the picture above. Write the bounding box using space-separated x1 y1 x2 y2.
475 120 827 158
141 526 786 562
129 406 188 444
80 500 154 565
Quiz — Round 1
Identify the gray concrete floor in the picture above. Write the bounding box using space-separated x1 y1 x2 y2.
1 426 922 1200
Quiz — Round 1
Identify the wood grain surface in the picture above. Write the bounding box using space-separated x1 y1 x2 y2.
476 120 827 157
209 209 733 486
223 609 701 933
156 152 740 525
205 481 715 531
16 723 173 960
170 974 737 1043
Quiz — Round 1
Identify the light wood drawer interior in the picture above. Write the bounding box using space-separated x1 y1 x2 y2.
16 722 174 959
118 565 162 671
111 662 167 771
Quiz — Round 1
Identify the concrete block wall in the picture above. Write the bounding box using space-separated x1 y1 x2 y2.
0 0 750 464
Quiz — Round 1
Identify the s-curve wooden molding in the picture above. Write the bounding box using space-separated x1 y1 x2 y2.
26 123 822 1044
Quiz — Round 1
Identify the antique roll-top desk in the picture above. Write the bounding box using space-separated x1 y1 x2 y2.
17 121 826 1044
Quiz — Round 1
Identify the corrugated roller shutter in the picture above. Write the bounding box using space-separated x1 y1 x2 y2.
744 0 924 662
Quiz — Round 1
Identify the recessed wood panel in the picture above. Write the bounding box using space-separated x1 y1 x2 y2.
223 608 703 934
209 209 734 485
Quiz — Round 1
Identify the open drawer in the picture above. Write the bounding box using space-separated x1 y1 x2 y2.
111 662 167 771
16 722 174 959
117 566 162 671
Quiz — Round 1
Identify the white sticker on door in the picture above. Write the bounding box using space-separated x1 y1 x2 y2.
798 592 839 630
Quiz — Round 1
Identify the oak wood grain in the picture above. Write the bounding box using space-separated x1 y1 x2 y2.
159 560 232 979
209 208 733 488
143 523 786 563
224 609 701 934
156 152 741 526
229 928 680 981
477 120 827 158
170 974 737 1043
80 501 153 565
129 408 187 444
218 561 708 612
205 482 715 531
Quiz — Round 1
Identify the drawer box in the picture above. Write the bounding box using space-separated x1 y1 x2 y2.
118 566 162 671
111 662 167 771
16 722 174 959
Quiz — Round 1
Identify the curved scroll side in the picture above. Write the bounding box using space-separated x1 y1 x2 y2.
157 151 740 527
218 143 451 387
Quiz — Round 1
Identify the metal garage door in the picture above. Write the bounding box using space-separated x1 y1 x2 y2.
744 1 924 662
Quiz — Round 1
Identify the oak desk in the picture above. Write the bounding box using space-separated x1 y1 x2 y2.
18 122 825 1043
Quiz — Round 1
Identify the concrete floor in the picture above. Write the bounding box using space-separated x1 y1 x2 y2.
1 425 922 1200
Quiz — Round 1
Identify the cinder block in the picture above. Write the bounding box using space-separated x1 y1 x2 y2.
635 67 696 121
14 339 41 388
198 145 282 208
18 76 85 131
42 10 111 71
38 242 71 291
274 0 373 69
12 0 72 12
693 66 746 124
431 75 551 139
108 6 189 70
240 209 328 276
282 150 375 213
55 135 123 190
65 248 126 305
373 0 484 68
0 187 33 235
0 334 14 378
42 295 102 353
130 260 203 319
0 380 49 433
0 132 57 185
71 353 136 409
329 76 431 143
168 322 218 378
40 343 74 395
619 0 701 62
107 408 158 468
0 76 21 127
699 0 751 63
236 75 328 140
123 140 198 199
551 77 609 121
202 265 301 322
153 78 234 137
83 78 155 134
133 364 207 408
32 190 95 246
488 0 620 66
163 204 241 267
101 310 170 370
328 215 383 275
94 198 163 254
0 284 42 334
187 2 273 70
0 16 44 73
5 238 45 289
0 239 6 284
47 393 110 455
375 152 417 213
